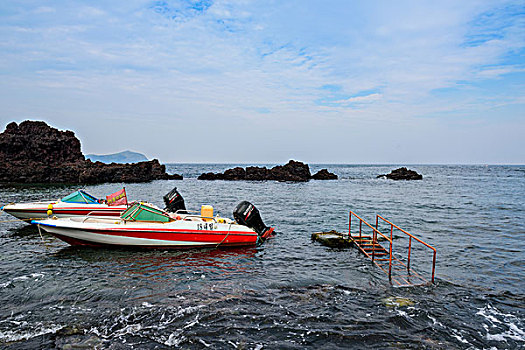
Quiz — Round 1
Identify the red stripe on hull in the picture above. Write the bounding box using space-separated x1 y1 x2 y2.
81 228 257 245
51 232 256 249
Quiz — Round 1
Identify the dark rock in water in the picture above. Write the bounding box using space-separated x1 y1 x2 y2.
0 121 183 183
223 167 246 180
312 230 353 248
198 160 326 182
246 166 269 180
312 169 338 180
166 173 183 180
198 172 220 180
377 167 423 180
269 160 311 181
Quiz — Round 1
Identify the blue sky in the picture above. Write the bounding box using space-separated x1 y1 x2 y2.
0 0 523 164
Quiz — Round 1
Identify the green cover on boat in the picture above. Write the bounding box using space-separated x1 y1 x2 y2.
120 202 171 222
61 190 99 204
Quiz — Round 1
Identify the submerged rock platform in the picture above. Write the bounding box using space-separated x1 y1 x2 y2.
198 160 338 182
311 230 353 248
0 120 182 184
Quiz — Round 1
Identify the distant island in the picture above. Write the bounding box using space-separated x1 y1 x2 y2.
86 150 149 164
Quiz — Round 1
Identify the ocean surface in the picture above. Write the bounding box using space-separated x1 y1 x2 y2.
0 164 524 349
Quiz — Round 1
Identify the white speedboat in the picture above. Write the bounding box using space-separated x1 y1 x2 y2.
1 190 127 221
32 201 274 249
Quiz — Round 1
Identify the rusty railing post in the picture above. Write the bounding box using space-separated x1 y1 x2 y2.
407 236 412 274
359 220 362 240
388 224 393 282
372 228 376 262
432 250 436 283
348 212 352 239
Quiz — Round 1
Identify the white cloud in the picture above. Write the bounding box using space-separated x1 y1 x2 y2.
0 0 523 163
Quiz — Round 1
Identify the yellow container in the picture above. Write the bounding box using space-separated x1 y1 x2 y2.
201 205 213 222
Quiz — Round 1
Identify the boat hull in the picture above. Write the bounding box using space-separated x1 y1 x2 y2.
2 202 127 221
33 218 260 249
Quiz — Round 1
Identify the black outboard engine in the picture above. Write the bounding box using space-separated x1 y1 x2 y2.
233 201 270 236
163 187 186 213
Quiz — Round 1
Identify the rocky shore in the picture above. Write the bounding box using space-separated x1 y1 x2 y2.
0 121 182 184
198 160 338 182
377 167 423 180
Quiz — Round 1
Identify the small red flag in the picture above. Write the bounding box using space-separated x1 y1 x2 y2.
106 188 127 206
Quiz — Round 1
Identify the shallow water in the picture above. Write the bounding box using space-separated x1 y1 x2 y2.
0 164 524 349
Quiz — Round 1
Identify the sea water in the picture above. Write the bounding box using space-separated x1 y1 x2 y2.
0 164 523 349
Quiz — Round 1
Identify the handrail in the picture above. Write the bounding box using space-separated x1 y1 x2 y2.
376 215 436 283
179 214 218 223
377 215 436 251
349 211 393 279
349 210 437 285
349 211 391 243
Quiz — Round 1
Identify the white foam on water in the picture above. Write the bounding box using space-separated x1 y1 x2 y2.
3 273 46 287
199 338 212 347
0 323 63 342
451 330 470 344
477 304 525 342
165 333 186 346
142 302 154 308
428 315 445 328
395 309 409 319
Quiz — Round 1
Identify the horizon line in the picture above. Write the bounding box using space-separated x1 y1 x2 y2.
160 162 525 166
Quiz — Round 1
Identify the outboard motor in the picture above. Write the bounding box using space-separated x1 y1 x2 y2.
233 201 272 238
163 187 186 213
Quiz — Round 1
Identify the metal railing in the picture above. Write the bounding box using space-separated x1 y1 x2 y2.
349 211 394 277
376 215 437 283
348 210 437 285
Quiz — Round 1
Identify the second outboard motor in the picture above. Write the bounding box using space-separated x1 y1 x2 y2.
163 187 186 213
233 201 270 236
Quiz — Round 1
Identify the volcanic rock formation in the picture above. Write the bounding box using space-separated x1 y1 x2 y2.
198 160 338 182
377 167 423 180
311 168 339 180
0 121 182 183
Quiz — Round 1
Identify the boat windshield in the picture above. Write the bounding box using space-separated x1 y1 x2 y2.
120 202 171 223
61 190 99 204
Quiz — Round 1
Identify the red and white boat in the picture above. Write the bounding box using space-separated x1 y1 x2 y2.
32 201 274 249
1 189 128 221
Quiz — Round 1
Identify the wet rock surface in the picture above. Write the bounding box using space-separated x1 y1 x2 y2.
0 120 182 183
311 230 353 248
198 160 338 182
377 167 423 180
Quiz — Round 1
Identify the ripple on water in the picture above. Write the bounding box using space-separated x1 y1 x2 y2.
1 165 524 348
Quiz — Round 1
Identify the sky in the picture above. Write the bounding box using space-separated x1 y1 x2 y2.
0 0 524 164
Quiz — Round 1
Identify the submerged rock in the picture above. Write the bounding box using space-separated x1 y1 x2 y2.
0 120 183 183
311 230 353 248
198 160 337 182
377 167 423 180
382 296 415 307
